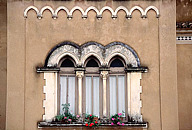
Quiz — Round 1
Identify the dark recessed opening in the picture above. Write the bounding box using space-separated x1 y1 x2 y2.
61 59 75 67
86 59 99 67
110 58 124 67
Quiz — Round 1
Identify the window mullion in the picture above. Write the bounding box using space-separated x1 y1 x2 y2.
92 76 94 114
67 76 69 104
116 75 118 114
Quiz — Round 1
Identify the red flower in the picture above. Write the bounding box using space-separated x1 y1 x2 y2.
85 123 88 126
95 121 98 124
91 123 94 125
89 124 92 127
90 114 92 116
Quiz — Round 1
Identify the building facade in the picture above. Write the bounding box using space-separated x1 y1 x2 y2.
0 0 192 130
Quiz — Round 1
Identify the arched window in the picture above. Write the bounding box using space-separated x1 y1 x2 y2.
58 56 76 114
108 56 126 116
84 56 101 117
41 42 145 123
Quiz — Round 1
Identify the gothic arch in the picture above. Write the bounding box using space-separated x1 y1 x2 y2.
44 41 140 68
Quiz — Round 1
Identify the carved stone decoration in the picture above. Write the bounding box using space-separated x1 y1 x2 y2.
176 22 192 29
24 5 160 20
105 42 140 67
176 36 192 44
47 45 79 67
76 71 84 78
80 42 104 66
100 71 109 80
45 41 140 68
176 36 192 41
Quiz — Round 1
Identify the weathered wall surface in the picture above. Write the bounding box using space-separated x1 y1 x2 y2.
0 1 7 130
6 0 178 130
177 44 192 130
159 1 179 130
176 0 192 22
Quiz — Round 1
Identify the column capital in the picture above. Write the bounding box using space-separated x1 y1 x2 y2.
76 71 84 78
100 71 108 80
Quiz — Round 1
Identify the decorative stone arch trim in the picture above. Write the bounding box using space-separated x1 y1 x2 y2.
81 52 104 67
105 42 140 67
24 5 160 20
44 41 140 67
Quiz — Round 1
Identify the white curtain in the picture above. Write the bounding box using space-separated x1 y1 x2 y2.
86 76 92 114
93 76 99 116
60 76 67 114
118 76 125 116
68 76 76 114
110 76 117 115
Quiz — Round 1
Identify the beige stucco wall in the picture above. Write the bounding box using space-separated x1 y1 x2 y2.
6 0 179 130
177 44 192 130
0 1 7 130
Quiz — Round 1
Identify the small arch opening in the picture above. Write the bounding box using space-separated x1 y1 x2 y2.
85 56 100 67
59 56 75 67
109 56 125 67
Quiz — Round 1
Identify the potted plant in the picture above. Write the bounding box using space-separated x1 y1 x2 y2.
85 114 100 127
110 112 125 126
55 103 77 124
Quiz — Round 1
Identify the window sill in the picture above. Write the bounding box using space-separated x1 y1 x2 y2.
38 121 148 129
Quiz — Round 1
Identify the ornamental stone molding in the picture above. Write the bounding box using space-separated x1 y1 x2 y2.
177 36 192 41
24 5 160 20
176 36 192 44
45 41 140 68
176 22 192 29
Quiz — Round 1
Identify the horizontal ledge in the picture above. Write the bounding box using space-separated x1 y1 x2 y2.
36 67 60 73
38 121 148 129
36 66 148 73
125 67 148 73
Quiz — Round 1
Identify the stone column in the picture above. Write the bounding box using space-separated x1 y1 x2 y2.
100 71 108 117
76 71 84 115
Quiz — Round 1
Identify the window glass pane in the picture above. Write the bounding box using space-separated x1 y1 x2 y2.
110 76 117 115
93 76 99 116
68 76 76 114
86 76 92 114
60 76 67 113
110 59 124 67
118 76 125 116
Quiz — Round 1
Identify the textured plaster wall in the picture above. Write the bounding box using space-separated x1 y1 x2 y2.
6 0 178 130
159 1 179 130
0 1 7 130
177 44 192 130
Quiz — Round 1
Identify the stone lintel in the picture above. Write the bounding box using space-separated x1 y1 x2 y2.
125 67 148 73
36 67 60 73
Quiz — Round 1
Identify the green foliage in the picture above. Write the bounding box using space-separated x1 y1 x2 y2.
56 115 64 121
85 114 99 127
110 111 125 125
55 103 78 123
